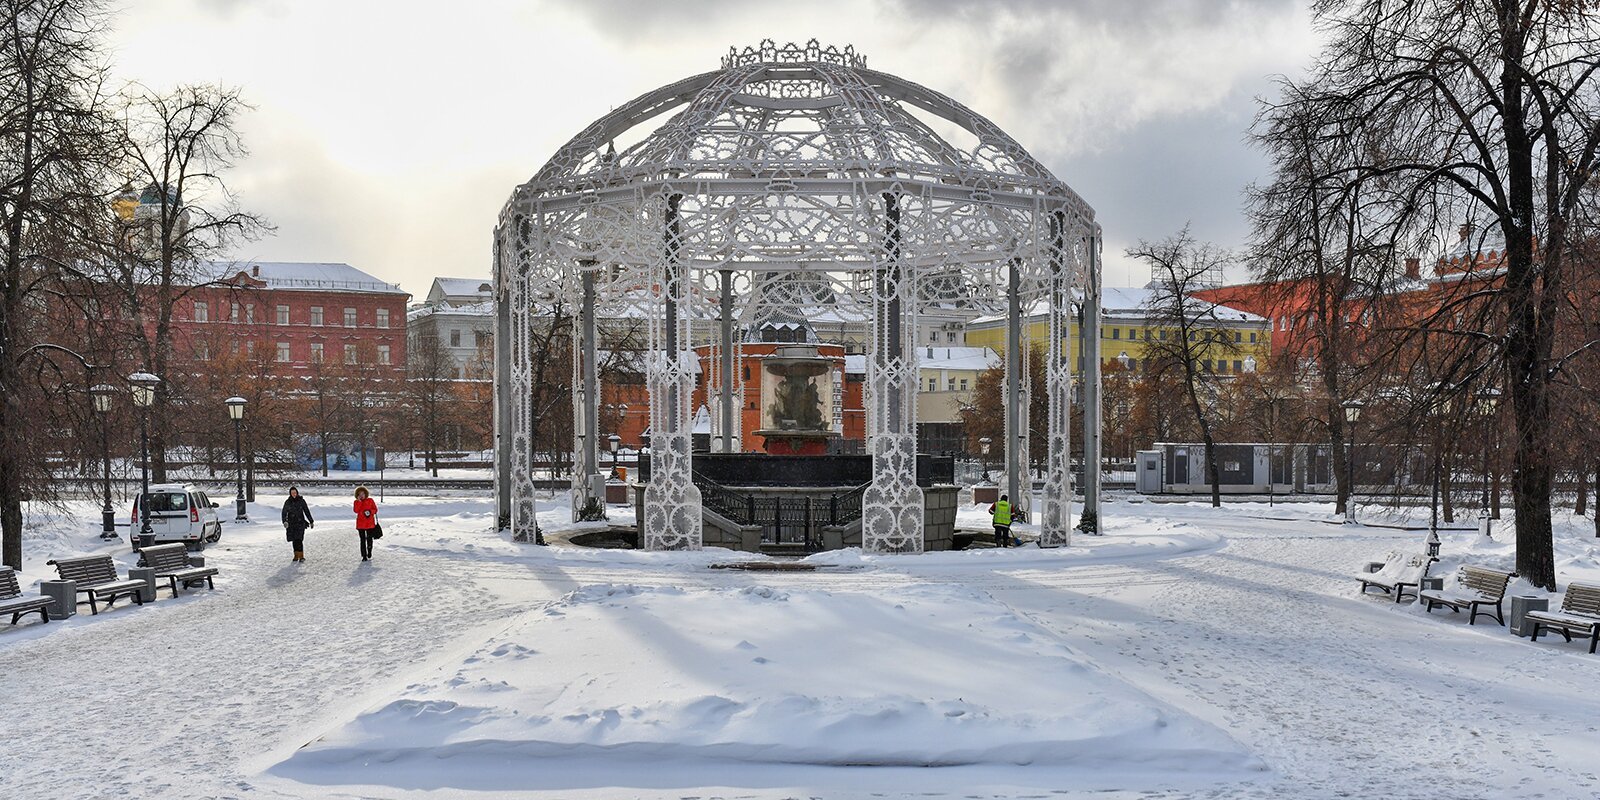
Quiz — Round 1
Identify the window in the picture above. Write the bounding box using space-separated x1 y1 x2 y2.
1201 359 1211 371
959 378 968 391
1217 360 1228 373
1233 359 1243 372
1159 330 1168 340
230 303 240 323
946 331 957 342
344 308 357 327
276 305 289 325
929 331 937 342
377 344 391 365
1112 328 1120 340
196 341 209 361
194 301 209 323
1250 332 1257 343
928 378 937 392
310 307 324 326
245 305 255 324
344 344 357 364
376 308 389 329
475 331 492 348
245 340 255 358
276 342 291 362
450 329 461 347
310 342 323 362
1235 331 1243 343
947 379 956 391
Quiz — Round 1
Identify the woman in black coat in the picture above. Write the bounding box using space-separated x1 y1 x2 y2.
281 486 315 562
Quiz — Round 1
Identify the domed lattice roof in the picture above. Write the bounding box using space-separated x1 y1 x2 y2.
516 39 1091 219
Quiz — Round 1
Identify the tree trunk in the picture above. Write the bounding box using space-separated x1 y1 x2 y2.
1576 468 1588 517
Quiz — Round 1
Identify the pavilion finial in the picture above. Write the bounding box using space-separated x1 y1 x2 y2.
722 38 866 70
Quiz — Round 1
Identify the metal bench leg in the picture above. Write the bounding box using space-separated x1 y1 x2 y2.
1590 631 1597 655
1531 622 1541 642
169 577 180 598
88 593 99 615
206 576 214 590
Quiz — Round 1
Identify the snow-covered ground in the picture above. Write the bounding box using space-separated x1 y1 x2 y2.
2 492 1598 799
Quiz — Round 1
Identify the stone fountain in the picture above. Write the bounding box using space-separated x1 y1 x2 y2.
754 344 837 455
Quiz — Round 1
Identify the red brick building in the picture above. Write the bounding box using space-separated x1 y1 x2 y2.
174 262 410 375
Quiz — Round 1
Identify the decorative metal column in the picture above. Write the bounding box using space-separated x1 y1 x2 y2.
508 260 539 543
493 250 513 531
1005 256 1027 522
1079 227 1104 534
1040 212 1075 547
720 268 737 453
572 264 604 520
642 192 702 549
863 190 924 553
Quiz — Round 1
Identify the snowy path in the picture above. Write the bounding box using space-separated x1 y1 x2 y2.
3 496 1598 799
0 513 541 799
987 528 1600 800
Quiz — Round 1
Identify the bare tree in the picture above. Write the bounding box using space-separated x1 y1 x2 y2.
111 83 268 483
1281 0 1600 588
1247 88 1401 516
405 329 455 477
1129 228 1238 507
0 0 110 568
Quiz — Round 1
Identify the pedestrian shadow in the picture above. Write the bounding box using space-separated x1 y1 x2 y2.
265 563 304 588
348 564 378 587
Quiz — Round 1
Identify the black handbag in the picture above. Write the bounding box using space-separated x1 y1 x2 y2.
368 523 384 540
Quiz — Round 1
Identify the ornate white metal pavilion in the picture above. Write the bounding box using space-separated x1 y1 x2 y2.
494 40 1104 552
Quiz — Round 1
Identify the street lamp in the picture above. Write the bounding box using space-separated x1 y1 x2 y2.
978 436 992 484
1342 399 1365 525
90 384 118 540
1477 387 1501 538
607 433 621 468
129 371 160 547
225 396 248 522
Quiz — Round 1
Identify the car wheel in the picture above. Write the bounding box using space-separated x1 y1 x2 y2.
206 526 221 544
185 540 204 552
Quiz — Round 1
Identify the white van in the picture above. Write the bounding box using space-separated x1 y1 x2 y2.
131 484 223 550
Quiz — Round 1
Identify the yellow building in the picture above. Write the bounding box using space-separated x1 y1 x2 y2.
966 287 1271 376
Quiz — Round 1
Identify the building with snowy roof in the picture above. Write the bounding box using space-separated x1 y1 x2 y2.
162 261 410 376
967 287 1271 378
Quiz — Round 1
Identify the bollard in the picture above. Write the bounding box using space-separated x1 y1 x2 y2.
127 567 158 604
40 580 76 619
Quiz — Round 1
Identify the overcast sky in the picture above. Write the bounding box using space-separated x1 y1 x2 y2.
106 0 1321 295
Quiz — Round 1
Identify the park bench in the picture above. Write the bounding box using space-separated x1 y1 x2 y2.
1419 565 1515 625
138 543 218 598
0 566 50 626
1357 551 1436 603
1527 582 1600 655
46 554 146 615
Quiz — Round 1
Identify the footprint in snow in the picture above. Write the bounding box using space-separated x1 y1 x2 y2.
734 640 757 650
752 656 770 664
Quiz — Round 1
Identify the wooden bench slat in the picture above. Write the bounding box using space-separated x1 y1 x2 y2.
0 566 21 599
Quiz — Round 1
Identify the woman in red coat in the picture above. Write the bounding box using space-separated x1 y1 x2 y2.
353 485 379 562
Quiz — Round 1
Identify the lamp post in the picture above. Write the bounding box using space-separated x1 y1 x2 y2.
1477 387 1501 538
90 384 117 539
607 433 621 470
226 396 248 522
979 436 992 484
1342 399 1365 525
129 372 160 547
